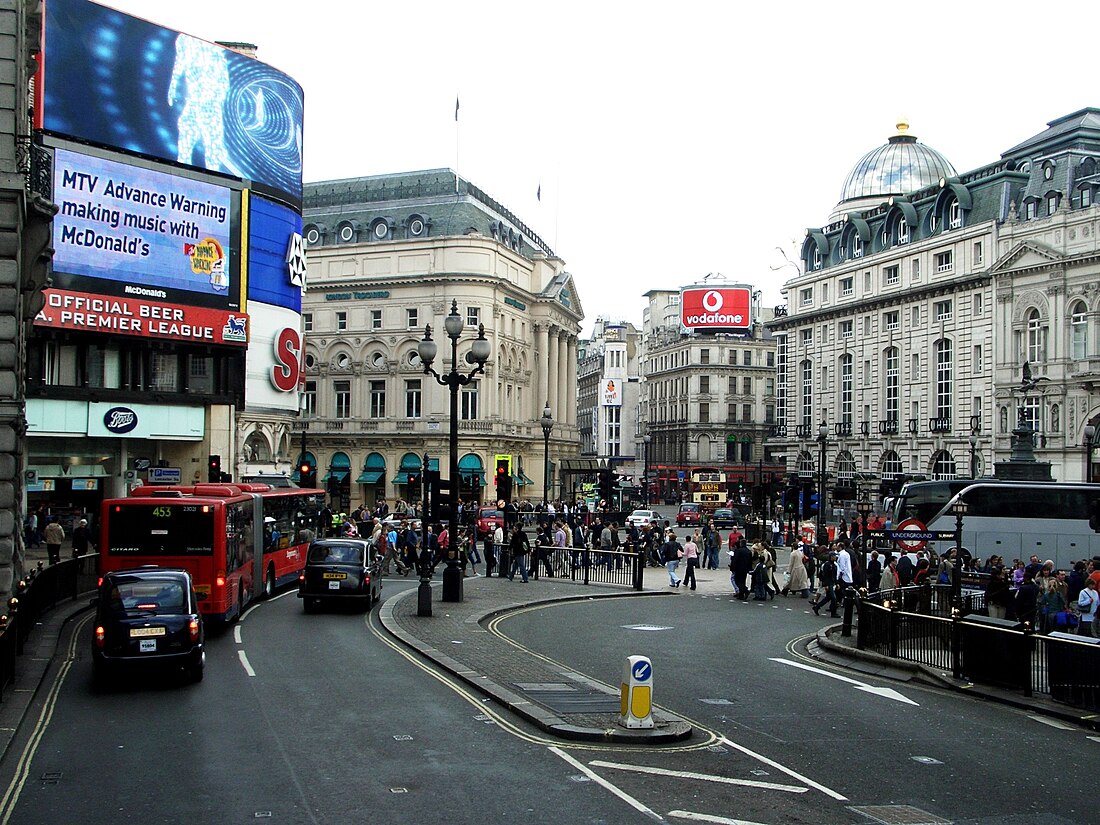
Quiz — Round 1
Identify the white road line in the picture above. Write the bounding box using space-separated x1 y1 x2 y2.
668 812 771 825
1028 715 1076 730
238 650 256 677
548 747 662 822
233 625 242 644
588 760 807 794
1087 736 1100 744
719 737 848 802
769 657 918 706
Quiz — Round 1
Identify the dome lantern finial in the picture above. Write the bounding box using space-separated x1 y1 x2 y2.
895 118 910 136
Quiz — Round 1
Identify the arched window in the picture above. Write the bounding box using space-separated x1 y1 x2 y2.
836 451 856 481
244 432 271 463
798 450 816 477
881 450 903 480
935 340 953 422
884 347 899 422
1072 301 1088 360
931 450 957 480
839 354 853 424
948 199 961 229
1027 309 1046 363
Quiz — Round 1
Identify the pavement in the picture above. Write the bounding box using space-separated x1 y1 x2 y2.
3 546 1098 769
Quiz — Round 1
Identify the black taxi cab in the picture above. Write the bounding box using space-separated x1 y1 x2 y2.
298 538 382 612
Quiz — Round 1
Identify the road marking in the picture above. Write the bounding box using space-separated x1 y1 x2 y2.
240 588 296 623
238 650 256 677
770 658 918 706
233 625 242 644
718 737 848 801
668 812 771 825
1087 736 1100 744
589 760 807 794
1028 715 1075 730
549 747 662 821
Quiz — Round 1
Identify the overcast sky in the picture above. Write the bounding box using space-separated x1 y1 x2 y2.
101 0 1098 336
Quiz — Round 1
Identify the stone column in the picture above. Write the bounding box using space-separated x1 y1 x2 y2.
566 335 577 427
535 323 549 416
556 330 568 429
547 327 560 416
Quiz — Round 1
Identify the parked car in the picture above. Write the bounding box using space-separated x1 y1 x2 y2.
476 507 503 538
626 509 664 529
676 503 702 527
711 507 743 529
91 567 205 686
298 538 382 613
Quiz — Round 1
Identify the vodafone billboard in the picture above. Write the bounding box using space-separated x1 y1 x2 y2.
680 286 753 333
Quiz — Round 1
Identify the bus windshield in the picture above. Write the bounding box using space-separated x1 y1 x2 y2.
106 502 216 555
891 481 970 525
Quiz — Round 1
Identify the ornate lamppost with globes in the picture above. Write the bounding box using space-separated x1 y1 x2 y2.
417 299 492 604
540 402 554 510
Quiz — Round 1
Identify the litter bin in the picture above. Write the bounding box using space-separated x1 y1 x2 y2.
1047 631 1100 707
960 614 1029 690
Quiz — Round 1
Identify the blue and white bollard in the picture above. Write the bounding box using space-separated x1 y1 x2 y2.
619 655 654 729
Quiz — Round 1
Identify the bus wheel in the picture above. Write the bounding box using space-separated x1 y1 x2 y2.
264 565 275 599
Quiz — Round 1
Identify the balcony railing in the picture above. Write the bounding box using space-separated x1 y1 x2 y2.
878 419 899 435
833 422 852 438
928 417 952 434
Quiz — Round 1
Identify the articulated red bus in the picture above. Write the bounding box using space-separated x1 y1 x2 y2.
99 483 325 621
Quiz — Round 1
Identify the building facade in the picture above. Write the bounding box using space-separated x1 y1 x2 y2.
640 287 782 508
769 109 1100 509
281 170 583 512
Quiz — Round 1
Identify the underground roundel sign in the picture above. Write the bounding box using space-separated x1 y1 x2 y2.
893 518 931 552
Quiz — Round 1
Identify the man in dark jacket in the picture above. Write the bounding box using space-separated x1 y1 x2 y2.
896 553 915 586
732 539 753 600
1014 572 1041 628
508 524 531 583
812 551 840 617
865 550 883 593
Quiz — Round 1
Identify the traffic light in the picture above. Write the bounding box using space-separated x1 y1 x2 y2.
494 459 512 503
808 491 820 515
208 454 221 483
299 462 316 489
1091 498 1100 533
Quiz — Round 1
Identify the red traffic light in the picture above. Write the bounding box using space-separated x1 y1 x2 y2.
299 463 310 475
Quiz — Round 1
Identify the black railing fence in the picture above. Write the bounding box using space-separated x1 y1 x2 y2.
0 554 99 701
484 544 644 590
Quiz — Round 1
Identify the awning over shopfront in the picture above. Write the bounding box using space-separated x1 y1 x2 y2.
356 452 387 484
322 452 351 483
393 454 438 485
458 454 486 487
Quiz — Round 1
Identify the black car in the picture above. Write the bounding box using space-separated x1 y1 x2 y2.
298 539 382 612
711 508 743 529
92 568 205 685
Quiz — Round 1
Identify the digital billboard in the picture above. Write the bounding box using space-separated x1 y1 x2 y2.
247 194 304 312
680 286 753 333
41 0 305 207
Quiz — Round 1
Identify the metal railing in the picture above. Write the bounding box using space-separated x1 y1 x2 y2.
483 544 643 590
0 555 99 701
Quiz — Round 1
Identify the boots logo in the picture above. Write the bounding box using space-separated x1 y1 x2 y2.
104 407 138 434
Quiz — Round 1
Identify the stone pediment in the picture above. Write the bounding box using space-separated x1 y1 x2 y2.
990 240 1064 275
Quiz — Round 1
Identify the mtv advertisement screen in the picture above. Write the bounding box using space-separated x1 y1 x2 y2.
52 148 236 302
42 0 304 207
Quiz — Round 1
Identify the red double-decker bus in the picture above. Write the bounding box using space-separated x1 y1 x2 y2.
99 483 325 622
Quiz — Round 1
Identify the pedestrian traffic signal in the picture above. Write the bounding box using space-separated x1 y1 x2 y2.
208 454 221 483
808 492 820 515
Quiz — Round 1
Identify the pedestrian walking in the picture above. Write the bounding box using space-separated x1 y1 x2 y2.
508 524 531 582
812 551 839 617
661 532 683 588
71 518 95 572
682 533 699 591
783 545 810 598
44 517 64 565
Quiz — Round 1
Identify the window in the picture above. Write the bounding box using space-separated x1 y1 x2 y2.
302 380 317 417
862 315 872 336
743 350 752 366
699 403 710 423
935 250 953 272
821 282 830 301
405 379 422 418
1025 200 1037 220
766 352 774 368
700 348 710 365
1027 309 1045 363
336 311 347 331
700 376 710 394
801 360 813 427
840 320 853 339
935 300 953 322
898 220 910 245
841 276 853 296
727 403 737 422
334 380 351 419
852 237 863 259
885 347 899 422
728 376 736 394
936 339 952 422
743 377 752 394
973 345 983 374
370 309 382 330
369 380 385 418
820 325 829 343
932 451 957 481
604 406 621 455
800 287 813 306
973 293 983 316
864 271 872 292
303 313 313 333
884 311 899 331
742 403 753 423
911 306 921 327
766 378 775 395
1072 301 1088 360
407 308 418 329
973 396 982 431
466 307 480 327
884 265 899 285
728 350 737 366
911 258 921 282
1082 187 1093 208
911 353 920 381
973 241 984 265
801 329 813 346
948 200 961 229
461 384 479 420
1047 194 1059 215
840 354 853 424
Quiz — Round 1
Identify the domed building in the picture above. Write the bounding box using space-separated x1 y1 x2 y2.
829 121 958 221
768 108 1100 538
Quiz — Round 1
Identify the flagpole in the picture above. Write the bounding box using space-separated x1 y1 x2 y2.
454 94 460 194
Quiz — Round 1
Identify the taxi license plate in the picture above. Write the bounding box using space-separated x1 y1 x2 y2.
328 580 341 590
322 572 347 580
130 627 166 638
139 639 157 653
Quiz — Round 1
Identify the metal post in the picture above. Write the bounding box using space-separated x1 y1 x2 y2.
1086 425 1096 484
841 586 855 637
643 434 651 507
417 451 433 617
816 422 828 546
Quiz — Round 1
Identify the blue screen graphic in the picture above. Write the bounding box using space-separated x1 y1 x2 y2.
248 195 303 313
43 0 304 206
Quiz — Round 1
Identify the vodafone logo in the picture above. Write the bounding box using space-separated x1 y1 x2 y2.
681 286 752 330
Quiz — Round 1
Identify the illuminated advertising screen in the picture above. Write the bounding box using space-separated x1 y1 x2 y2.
680 286 753 333
248 194 304 313
41 0 304 207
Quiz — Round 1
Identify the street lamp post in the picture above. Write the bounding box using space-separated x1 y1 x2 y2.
540 402 554 510
643 434 651 507
816 422 828 546
1085 424 1096 484
969 431 978 479
950 499 968 612
417 299 492 604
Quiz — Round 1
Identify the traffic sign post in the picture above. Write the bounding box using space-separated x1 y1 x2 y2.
619 655 654 729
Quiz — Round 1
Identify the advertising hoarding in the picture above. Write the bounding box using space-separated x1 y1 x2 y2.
601 378 623 407
245 302 304 414
679 286 753 333
247 194 304 312
41 0 305 207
